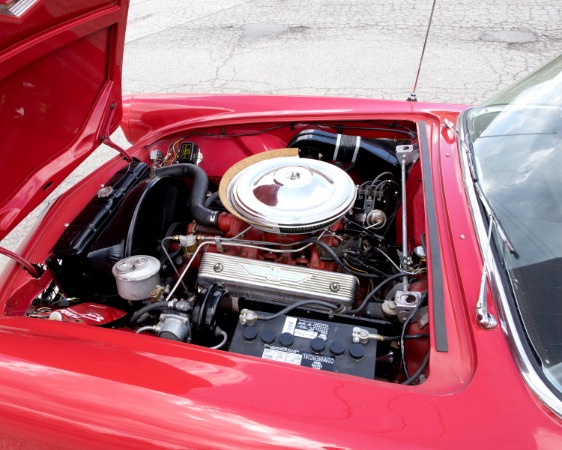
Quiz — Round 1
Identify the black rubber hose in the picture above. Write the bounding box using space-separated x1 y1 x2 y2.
130 301 169 325
155 164 219 227
204 191 220 208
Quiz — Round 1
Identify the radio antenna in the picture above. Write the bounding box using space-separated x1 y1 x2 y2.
407 0 437 101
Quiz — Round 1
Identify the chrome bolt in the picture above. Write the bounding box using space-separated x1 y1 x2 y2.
213 263 223 272
330 282 340 292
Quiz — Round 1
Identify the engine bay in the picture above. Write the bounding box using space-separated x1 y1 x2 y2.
29 120 430 384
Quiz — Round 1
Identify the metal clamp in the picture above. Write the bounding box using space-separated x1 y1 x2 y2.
352 327 384 343
394 290 423 323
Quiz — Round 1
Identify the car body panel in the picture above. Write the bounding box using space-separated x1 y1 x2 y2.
0 91 559 447
0 0 128 240
0 307 555 449
2 1 561 446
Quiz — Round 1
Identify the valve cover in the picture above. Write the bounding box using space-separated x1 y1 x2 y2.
197 253 359 307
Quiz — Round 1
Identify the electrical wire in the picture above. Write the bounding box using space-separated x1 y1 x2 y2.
401 351 430 385
210 330 229 350
343 219 385 242
178 124 292 141
319 124 416 138
157 122 416 169
343 253 389 278
362 120 419 136
401 292 427 379
343 259 369 275
348 272 407 314
372 247 422 275
371 171 395 183
256 300 342 321
304 238 389 279
379 333 429 342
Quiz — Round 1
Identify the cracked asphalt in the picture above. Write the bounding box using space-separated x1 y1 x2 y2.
1 0 561 268
123 0 561 103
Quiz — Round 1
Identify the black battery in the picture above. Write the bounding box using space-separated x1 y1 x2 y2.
229 310 378 379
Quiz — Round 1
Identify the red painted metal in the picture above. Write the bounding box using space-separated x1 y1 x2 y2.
0 0 43 24
0 94 559 447
48 302 126 325
1 2 561 447
0 0 128 241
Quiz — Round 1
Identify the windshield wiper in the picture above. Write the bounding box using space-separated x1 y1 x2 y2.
475 216 498 329
473 182 518 330
444 118 516 329
446 116 516 254
473 182 517 255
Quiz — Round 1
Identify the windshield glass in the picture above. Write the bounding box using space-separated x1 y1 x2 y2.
466 55 562 393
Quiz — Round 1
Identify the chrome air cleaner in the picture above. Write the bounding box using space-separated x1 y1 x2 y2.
225 156 356 233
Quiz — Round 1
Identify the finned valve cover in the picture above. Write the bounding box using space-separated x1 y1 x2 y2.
197 253 359 307
226 157 356 233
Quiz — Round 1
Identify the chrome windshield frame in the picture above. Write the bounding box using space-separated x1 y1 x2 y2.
456 109 562 418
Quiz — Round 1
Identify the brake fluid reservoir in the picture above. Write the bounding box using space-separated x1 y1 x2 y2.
112 255 160 300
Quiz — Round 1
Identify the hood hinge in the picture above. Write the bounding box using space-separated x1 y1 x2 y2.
100 103 133 162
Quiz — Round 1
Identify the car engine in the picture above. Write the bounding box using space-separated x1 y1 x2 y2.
29 121 430 384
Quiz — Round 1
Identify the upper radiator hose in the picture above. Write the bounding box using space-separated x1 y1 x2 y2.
155 164 219 227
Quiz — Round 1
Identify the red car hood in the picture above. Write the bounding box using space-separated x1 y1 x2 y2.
0 0 129 241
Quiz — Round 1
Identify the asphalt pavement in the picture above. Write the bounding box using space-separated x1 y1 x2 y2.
1 0 561 269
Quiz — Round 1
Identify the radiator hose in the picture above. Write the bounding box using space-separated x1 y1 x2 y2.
155 164 219 227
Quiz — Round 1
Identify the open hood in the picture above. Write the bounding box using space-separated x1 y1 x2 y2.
0 0 129 241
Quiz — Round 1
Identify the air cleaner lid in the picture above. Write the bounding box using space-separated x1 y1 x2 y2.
227 157 356 233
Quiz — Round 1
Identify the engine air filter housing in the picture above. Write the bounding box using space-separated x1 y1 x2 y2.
226 157 356 233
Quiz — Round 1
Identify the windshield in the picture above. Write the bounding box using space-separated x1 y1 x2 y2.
465 55 562 394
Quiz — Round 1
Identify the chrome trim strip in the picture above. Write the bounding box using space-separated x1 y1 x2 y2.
457 111 562 418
